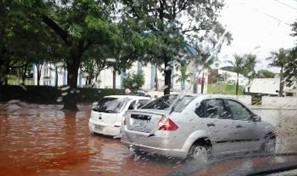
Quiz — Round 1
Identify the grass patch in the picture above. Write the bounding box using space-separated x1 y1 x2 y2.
207 83 244 95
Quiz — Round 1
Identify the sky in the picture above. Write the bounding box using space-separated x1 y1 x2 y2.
218 0 297 72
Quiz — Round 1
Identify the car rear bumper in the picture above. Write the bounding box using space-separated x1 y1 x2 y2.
121 128 188 158
89 118 121 137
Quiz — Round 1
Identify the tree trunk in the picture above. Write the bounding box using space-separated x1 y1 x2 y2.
37 64 42 86
55 65 58 87
279 67 284 97
155 66 159 90
63 51 80 111
163 57 171 95
181 79 185 90
112 68 116 89
201 71 205 94
193 80 198 94
21 63 28 84
236 72 239 95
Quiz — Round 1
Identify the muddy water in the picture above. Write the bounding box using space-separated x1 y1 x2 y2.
0 102 296 176
0 102 177 176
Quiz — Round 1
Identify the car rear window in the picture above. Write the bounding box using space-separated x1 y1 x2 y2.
140 95 178 110
171 95 195 113
93 97 127 113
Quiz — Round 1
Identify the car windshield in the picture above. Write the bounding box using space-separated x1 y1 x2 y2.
93 97 127 113
141 95 178 110
1 0 297 176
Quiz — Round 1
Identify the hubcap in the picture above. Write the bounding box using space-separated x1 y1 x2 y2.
265 139 276 153
192 146 208 163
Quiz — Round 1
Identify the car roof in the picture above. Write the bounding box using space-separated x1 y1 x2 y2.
104 95 151 100
164 94 244 102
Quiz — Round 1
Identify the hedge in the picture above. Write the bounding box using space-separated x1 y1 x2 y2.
0 85 124 104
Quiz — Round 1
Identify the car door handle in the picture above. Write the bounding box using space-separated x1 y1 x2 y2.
207 123 215 127
236 125 242 128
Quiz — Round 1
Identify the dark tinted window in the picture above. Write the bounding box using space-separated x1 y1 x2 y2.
93 97 127 113
195 103 204 117
128 100 136 110
141 95 178 110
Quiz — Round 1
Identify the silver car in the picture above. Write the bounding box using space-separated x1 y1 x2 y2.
121 94 276 161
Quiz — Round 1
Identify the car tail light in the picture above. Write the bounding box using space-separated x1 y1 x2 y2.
158 116 178 131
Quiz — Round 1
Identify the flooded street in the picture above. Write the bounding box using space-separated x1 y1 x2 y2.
0 103 176 176
0 102 296 176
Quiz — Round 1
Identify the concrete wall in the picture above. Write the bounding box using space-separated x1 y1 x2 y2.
251 107 297 126
261 97 297 108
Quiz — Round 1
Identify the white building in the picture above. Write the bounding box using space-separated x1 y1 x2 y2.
218 69 248 86
246 78 296 96
32 61 208 93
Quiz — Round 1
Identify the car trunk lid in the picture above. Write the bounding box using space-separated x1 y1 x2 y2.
126 109 167 133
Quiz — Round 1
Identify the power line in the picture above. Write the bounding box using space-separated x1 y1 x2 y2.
274 0 297 11
239 1 294 26
263 12 291 26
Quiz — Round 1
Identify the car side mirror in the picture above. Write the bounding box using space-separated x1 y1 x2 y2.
252 115 261 122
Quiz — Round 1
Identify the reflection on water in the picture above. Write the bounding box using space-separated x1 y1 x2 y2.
0 102 175 176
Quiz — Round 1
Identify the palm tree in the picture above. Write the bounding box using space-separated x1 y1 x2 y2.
267 48 290 97
191 51 215 94
243 54 257 93
175 63 192 90
227 55 245 95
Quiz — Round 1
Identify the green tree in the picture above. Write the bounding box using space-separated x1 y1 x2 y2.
0 0 53 85
191 51 215 94
267 48 290 97
123 71 145 93
121 0 227 95
175 62 192 90
244 54 257 80
227 55 245 95
39 0 123 110
243 54 257 93
256 69 276 78
283 21 297 87
226 54 257 95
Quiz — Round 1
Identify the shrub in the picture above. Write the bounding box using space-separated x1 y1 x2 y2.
122 71 145 93
0 85 124 104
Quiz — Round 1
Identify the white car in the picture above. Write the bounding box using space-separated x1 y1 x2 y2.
89 95 151 137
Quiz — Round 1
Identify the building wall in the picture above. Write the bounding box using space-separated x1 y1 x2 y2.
217 69 248 86
246 78 296 96
32 61 211 93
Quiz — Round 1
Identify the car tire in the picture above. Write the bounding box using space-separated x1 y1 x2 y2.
188 143 210 163
261 136 276 154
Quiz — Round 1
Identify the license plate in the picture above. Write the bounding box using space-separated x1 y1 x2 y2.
95 125 104 131
132 120 147 127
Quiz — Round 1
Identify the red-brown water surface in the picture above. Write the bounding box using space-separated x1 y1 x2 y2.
0 101 296 176
0 102 177 176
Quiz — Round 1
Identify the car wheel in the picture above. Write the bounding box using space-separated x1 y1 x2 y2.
262 136 276 154
188 144 210 163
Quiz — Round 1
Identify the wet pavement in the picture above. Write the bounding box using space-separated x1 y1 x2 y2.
0 101 296 176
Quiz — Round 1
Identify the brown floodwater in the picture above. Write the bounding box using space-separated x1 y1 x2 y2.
0 101 296 176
